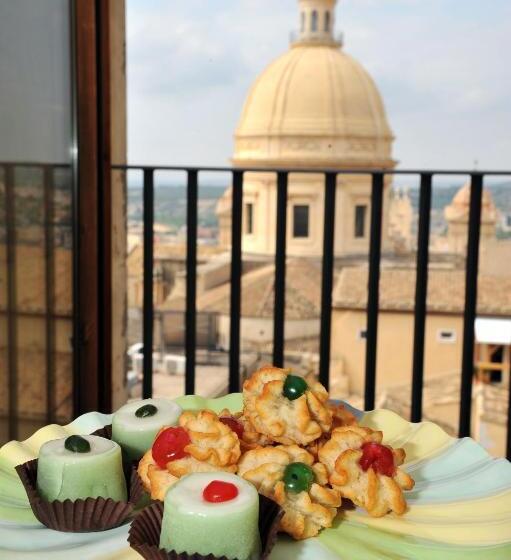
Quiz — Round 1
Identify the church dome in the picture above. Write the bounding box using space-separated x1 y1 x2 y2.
233 1 394 169
444 182 498 225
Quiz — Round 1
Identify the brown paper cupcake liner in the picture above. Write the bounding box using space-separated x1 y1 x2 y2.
16 457 144 532
91 424 113 440
129 494 283 560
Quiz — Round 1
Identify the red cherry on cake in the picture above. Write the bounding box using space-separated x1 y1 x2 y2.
359 442 396 477
203 480 239 503
152 426 191 468
219 416 244 439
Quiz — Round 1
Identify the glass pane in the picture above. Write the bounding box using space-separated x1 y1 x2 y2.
0 0 74 442
355 204 367 238
293 205 309 238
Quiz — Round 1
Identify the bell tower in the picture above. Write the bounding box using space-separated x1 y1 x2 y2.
294 0 341 46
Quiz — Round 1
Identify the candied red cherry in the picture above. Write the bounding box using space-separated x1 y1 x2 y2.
203 480 239 503
219 416 244 439
283 462 315 493
283 374 308 401
152 426 191 468
360 442 395 477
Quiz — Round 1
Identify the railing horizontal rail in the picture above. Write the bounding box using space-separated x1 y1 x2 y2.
113 164 511 176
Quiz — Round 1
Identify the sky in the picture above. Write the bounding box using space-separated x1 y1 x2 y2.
126 0 511 172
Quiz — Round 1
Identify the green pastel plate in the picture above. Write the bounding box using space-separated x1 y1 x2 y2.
1 394 510 559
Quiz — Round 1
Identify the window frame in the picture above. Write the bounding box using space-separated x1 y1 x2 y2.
245 201 254 235
436 329 457 344
311 10 318 32
292 204 310 239
354 204 367 239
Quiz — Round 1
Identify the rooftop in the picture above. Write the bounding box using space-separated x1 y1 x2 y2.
333 267 511 316
160 258 322 320
127 243 223 277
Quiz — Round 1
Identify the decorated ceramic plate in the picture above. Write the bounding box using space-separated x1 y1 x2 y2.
1 394 510 560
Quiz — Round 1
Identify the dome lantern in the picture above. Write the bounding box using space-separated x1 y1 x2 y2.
293 0 342 47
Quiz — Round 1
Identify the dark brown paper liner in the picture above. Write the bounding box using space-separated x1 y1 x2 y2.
16 457 144 532
129 494 283 560
91 424 113 439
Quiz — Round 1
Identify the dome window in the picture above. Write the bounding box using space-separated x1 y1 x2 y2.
311 10 318 32
324 11 330 32
355 205 367 238
293 205 310 238
245 202 254 234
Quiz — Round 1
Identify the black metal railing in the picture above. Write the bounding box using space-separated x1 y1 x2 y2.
114 164 511 460
2 161 511 460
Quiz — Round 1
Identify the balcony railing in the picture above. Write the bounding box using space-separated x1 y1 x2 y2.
114 164 511 461
2 161 511 460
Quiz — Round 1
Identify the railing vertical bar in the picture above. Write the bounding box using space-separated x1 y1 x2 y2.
319 172 337 390
229 170 243 392
273 171 288 368
142 168 154 399
5 164 18 440
364 172 384 411
459 173 483 438
506 380 511 460
185 170 198 395
506 381 511 461
410 173 433 422
43 166 56 424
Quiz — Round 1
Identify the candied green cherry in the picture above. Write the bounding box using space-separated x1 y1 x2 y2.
283 374 308 401
283 462 315 494
135 403 158 418
64 435 91 453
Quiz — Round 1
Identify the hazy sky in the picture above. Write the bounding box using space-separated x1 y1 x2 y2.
127 0 511 171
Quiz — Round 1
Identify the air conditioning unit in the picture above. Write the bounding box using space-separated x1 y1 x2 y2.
163 354 186 376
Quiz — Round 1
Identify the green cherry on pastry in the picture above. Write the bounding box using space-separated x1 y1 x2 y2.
135 403 158 418
283 462 315 493
64 435 91 453
283 374 308 401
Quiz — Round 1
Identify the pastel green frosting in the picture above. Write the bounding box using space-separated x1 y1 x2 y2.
112 398 182 462
159 472 260 560
36 435 127 502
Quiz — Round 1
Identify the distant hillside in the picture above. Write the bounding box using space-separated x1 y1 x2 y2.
127 183 227 228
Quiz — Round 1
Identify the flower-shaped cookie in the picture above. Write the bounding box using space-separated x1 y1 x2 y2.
138 409 241 500
217 408 272 452
238 445 341 539
243 366 332 445
306 402 359 459
318 426 414 517
330 402 358 429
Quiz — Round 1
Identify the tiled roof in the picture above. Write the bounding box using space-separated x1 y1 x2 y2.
333 267 511 316
160 258 322 320
127 243 223 276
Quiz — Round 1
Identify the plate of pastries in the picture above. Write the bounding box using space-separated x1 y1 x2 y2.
1 365 510 560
